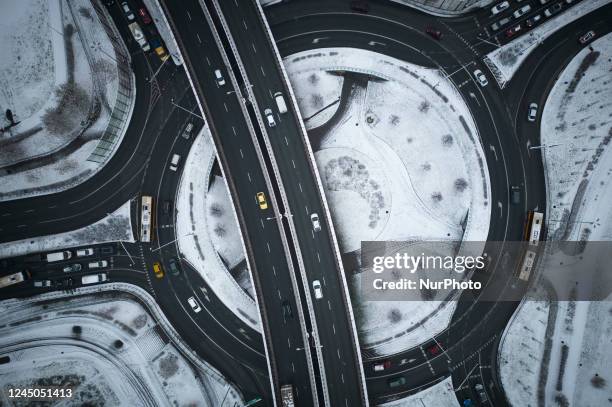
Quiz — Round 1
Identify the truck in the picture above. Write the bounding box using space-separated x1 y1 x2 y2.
45 251 72 263
280 385 294 407
81 273 107 285
128 22 150 51
0 271 30 289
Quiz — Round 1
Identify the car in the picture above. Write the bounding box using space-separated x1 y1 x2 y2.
491 1 510 15
138 7 152 24
88 260 108 269
168 258 181 276
264 108 276 127
214 69 225 86
128 22 150 51
310 213 321 232
76 248 94 257
33 280 52 288
425 27 442 40
578 30 596 44
525 14 542 28
427 342 443 355
312 280 323 299
121 2 135 21
505 24 522 38
169 153 181 172
527 102 538 121
100 246 115 255
388 376 407 388
153 262 164 279
544 3 562 17
163 200 172 215
281 300 293 318
373 360 391 371
513 4 531 18
491 17 511 31
256 192 268 210
511 185 521 204
63 263 82 273
474 383 488 403
187 296 201 313
149 38 169 62
182 122 194 139
539 0 550 4
274 92 287 114
82 273 107 285
350 0 369 13
473 69 488 87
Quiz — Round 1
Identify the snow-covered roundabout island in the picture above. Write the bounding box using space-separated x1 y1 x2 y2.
285 48 491 356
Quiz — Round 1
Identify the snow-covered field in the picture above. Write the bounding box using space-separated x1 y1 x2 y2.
500 33 612 406
0 0 132 202
175 128 259 331
0 283 242 406
379 376 459 406
285 48 491 356
0 200 133 259
483 0 612 88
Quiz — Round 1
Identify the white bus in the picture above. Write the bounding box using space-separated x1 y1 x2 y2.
280 385 294 407
527 211 544 246
141 196 154 243
0 271 30 289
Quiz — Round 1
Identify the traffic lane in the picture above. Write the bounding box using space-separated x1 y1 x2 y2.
159 0 315 402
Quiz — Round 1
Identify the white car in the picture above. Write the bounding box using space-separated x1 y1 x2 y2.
88 260 108 269
76 248 94 257
187 296 202 313
312 280 323 299
264 108 276 127
33 280 52 288
169 153 181 172
310 213 321 232
473 69 488 87
491 1 510 15
214 69 225 86
513 4 531 18
527 103 538 122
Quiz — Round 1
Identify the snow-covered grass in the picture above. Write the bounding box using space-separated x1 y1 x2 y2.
284 48 491 356
0 200 134 259
500 33 612 407
483 0 612 88
176 128 259 331
0 284 243 406
379 376 459 406
499 295 551 406
0 0 132 202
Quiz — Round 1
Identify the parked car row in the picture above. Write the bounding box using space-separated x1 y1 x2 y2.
43 246 114 263
118 1 169 62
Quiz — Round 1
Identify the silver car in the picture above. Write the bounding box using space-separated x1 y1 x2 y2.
310 213 321 232
473 69 488 87
312 280 323 299
527 103 538 122
264 108 276 127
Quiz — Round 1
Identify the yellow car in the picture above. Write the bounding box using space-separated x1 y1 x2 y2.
153 262 164 279
256 192 268 210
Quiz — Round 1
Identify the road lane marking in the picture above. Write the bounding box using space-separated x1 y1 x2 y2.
277 289 281 299
291 159 296 168
288 337 291 349
337 348 341 359
305 205 309 214
251 43 257 53
322 276 326 286
186 11 191 20
242 19 248 30
497 201 503 218
24 209 35 213
327 300 331 310
232 126 237 136
247 172 252 182
272 265 276 276
317 252 321 262
267 242 271 253
223 102 228 112
341 373 345 384
489 144 498 161
284 136 289 145
239 149 244 159
260 66 266 77
298 183 303 193
17 224 27 228
292 362 295 372
206 57 211 66
196 33 202 44
333 323 336 335
312 230 315 239
2 213 11 217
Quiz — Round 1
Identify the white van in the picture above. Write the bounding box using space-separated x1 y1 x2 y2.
128 22 150 51
45 251 72 263
76 248 94 257
274 92 287 114
82 273 107 285
88 260 108 269
169 154 181 171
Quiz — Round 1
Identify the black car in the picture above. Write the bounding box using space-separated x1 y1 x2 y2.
168 258 181 276
163 201 172 215
511 186 521 204
282 300 293 318
100 246 115 255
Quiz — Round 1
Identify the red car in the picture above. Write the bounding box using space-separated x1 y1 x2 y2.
425 27 443 40
427 342 443 356
138 7 152 24
505 24 522 38
373 360 392 371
